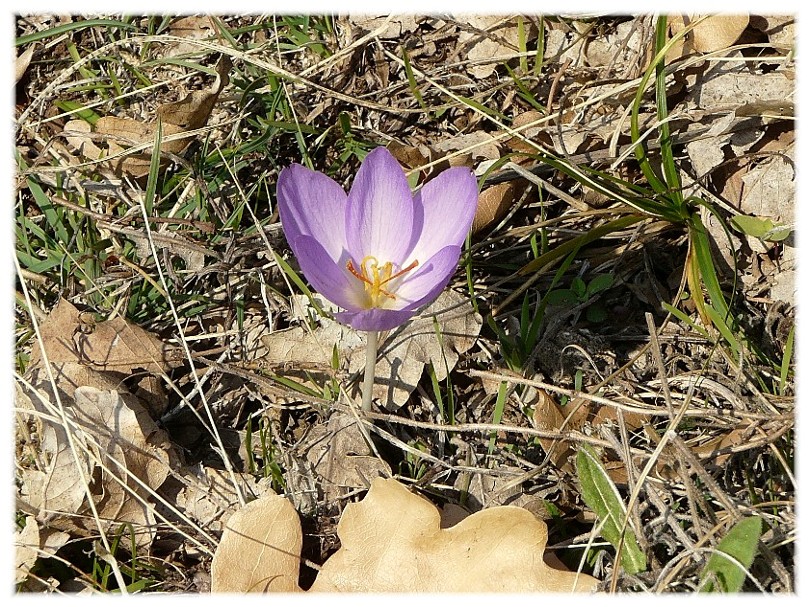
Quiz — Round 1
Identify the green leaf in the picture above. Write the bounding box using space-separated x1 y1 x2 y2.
587 273 614 296
585 304 607 324
731 214 774 239
700 516 763 592
576 445 647 574
545 289 577 306
54 100 102 125
571 277 587 299
761 224 793 242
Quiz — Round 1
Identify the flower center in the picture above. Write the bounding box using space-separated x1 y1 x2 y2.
346 255 419 308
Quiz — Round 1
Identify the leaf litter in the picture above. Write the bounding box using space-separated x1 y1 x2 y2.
14 13 794 594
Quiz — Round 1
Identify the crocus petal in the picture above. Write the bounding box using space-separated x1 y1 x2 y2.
277 164 348 262
345 147 414 264
291 236 365 311
406 167 478 264
393 245 462 309
335 308 416 332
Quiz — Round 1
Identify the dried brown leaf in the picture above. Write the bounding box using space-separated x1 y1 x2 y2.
63 56 230 177
262 290 481 410
17 384 91 518
346 15 419 39
210 492 303 593
16 46 35 83
71 387 174 548
669 15 749 56
211 477 597 593
28 298 181 415
166 16 217 56
176 465 265 532
310 477 598 592
472 181 519 234
457 15 522 79
350 290 482 410
531 388 576 472
14 516 40 584
304 413 391 503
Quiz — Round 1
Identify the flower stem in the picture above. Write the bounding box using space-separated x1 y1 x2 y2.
361 330 379 412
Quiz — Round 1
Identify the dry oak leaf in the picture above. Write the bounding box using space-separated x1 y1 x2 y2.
304 413 391 503
210 492 303 593
14 516 40 585
349 289 482 410
16 384 92 519
310 477 598 592
456 15 522 79
472 181 520 234
28 297 182 416
176 465 264 533
668 15 749 58
63 56 230 177
69 387 174 548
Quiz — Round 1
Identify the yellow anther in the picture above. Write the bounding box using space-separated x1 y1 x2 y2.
346 255 419 308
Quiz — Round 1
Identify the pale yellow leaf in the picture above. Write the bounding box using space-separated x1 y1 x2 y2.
211 493 303 593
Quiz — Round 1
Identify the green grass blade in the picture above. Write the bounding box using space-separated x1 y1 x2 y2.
653 16 683 208
428 362 446 424
661 302 710 339
487 381 508 456
16 19 135 46
689 217 730 320
576 444 647 574
703 304 742 360
700 516 763 592
402 48 427 112
144 119 163 215
630 16 692 198
520 214 644 276
779 324 795 395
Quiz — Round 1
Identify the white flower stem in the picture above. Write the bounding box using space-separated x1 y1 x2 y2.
361 330 379 412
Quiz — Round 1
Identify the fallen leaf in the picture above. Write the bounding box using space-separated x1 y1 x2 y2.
304 413 391 503
210 492 303 593
668 15 749 57
176 465 265 532
262 290 482 410
346 15 419 39
432 131 502 163
63 56 230 177
166 16 217 56
16 45 35 83
310 477 598 592
17 384 92 519
70 387 175 548
696 69 794 114
351 290 482 410
14 516 40 584
457 15 522 79
28 298 181 415
531 388 577 472
472 181 520 234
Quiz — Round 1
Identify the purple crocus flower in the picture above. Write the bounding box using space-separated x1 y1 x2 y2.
277 147 478 332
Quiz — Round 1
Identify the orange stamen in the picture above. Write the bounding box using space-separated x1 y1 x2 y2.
345 256 420 307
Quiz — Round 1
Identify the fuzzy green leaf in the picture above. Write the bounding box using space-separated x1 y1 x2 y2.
700 516 763 593
731 214 774 239
576 445 647 574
